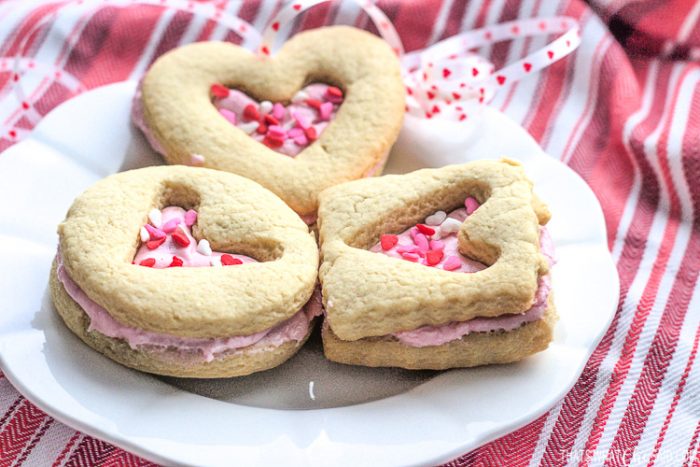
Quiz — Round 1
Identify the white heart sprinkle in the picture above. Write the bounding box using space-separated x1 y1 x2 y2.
211 256 222 267
148 208 162 228
292 90 309 103
439 218 462 235
197 239 212 256
425 210 447 226
259 101 273 114
238 121 258 134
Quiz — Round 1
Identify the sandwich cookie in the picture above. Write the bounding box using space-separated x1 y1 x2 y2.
50 166 320 378
317 159 556 369
132 26 405 224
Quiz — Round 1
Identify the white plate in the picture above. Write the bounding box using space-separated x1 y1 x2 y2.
0 81 618 466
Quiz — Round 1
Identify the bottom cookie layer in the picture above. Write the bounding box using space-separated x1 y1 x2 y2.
322 297 557 370
49 261 312 378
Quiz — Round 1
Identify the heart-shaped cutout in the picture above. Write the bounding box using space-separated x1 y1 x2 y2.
135 26 405 220
212 83 343 157
133 206 255 268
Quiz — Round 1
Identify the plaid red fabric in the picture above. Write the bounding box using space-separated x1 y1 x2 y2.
1 0 699 465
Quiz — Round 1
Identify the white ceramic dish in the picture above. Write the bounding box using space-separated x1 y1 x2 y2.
0 81 618 466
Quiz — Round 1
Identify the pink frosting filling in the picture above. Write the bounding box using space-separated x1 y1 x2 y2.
55 206 322 362
370 198 555 347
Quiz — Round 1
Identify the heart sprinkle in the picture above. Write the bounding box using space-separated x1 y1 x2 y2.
169 256 184 267
139 258 156 267
212 83 343 157
210 83 230 99
221 254 243 266
380 234 399 250
172 229 191 247
184 209 197 227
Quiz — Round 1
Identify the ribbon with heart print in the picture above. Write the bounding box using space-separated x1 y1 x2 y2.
2 0 580 143
259 0 581 122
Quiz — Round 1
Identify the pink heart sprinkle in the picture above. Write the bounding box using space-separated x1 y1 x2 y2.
144 224 165 240
218 108 237 125
272 103 285 120
319 102 333 121
401 252 421 262
292 111 311 129
465 197 480 214
414 233 429 253
161 218 180 233
443 255 461 271
288 127 304 138
293 134 308 146
267 125 286 139
429 239 445 251
185 209 197 227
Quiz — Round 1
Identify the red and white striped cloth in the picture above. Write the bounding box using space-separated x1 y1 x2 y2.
1 0 699 465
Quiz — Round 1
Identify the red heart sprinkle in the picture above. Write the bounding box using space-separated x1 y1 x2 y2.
243 104 260 121
293 4 301 10
221 254 243 266
547 50 554 59
169 256 183 267
452 92 461 99
8 130 16 138
21 101 29 110
431 104 440 114
271 21 280 31
406 86 413 96
263 135 284 148
496 75 506 85
380 234 398 250
304 126 318 142
264 114 280 126
210 83 230 98
12 73 19 82
261 46 270 55
426 250 444 266
416 224 436 235
326 86 343 98
523 62 532 72
172 230 190 247
306 98 322 110
427 91 436 100
459 113 467 121
256 123 268 135
139 258 156 267
442 68 451 78
472 67 479 77
146 237 166 250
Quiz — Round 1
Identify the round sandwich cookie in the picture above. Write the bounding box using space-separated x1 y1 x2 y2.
132 26 405 224
50 166 320 378
317 159 556 370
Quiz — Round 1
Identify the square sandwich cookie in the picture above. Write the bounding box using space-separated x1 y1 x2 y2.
317 159 556 370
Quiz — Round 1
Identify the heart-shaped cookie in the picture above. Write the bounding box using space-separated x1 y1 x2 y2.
135 26 405 221
317 159 554 369
51 166 320 377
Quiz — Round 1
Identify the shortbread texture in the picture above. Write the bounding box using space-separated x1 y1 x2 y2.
322 298 557 370
318 159 552 341
56 166 319 339
138 26 405 218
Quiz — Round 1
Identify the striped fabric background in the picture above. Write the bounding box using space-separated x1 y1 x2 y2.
0 0 699 465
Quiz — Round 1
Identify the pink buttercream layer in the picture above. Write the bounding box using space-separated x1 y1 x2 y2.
370 199 555 347
55 205 322 362
56 255 322 362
